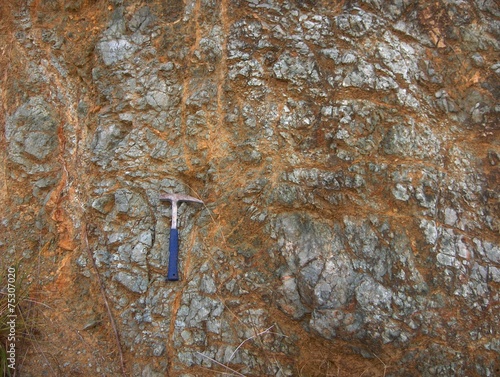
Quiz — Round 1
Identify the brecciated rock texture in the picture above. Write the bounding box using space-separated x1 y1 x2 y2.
1 0 499 376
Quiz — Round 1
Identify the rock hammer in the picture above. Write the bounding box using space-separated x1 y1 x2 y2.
160 193 204 281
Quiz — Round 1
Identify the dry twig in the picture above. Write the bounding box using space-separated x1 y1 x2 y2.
83 224 127 377
229 325 275 362
196 352 246 377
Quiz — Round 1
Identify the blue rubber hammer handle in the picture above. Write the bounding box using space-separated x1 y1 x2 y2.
167 228 179 281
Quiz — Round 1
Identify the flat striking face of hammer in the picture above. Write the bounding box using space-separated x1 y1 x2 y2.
159 193 204 281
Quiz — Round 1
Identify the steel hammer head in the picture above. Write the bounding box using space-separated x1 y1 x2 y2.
159 193 204 205
160 193 204 230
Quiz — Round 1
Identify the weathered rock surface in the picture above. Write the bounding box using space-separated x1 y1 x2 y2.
1 0 498 376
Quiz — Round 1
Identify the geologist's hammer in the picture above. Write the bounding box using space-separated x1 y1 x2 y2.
160 193 204 281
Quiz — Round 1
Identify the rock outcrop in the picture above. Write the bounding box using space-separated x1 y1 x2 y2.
1 0 498 376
